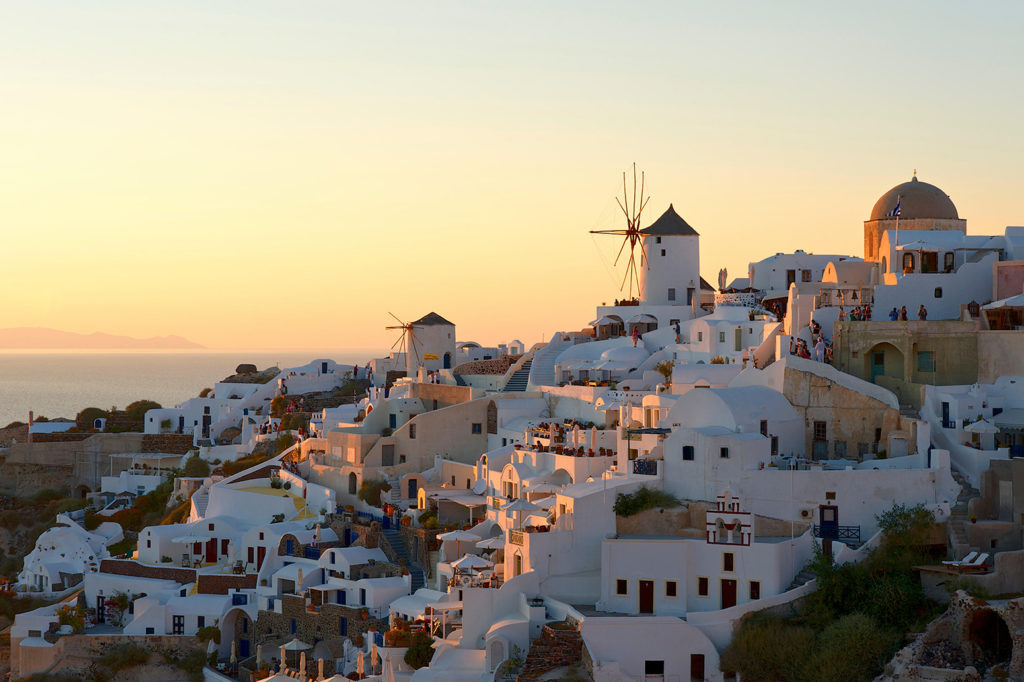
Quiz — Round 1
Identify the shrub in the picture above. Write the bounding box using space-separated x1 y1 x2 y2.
76 407 108 430
654 360 674 385
721 613 815 681
221 453 272 477
125 400 161 423
404 631 435 669
270 396 289 417
160 419 172 429
273 433 296 455
199 387 213 398
56 603 85 633
182 456 210 478
197 624 221 645
612 486 679 517
806 614 900 682
358 479 392 506
97 641 149 673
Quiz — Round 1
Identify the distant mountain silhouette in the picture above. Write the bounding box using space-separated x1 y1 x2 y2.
0 327 205 349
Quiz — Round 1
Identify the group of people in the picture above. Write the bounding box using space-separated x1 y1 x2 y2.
887 305 928 321
838 304 872 321
789 334 833 364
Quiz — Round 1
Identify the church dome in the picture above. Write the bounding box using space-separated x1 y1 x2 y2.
869 175 958 221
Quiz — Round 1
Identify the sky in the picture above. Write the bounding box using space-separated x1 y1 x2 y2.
2 1 1022 351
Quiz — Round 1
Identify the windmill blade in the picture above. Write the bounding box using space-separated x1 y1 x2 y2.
388 312 406 326
613 234 630 266
391 335 404 350
615 196 630 220
407 327 422 366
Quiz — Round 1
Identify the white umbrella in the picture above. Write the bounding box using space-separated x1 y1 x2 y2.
504 497 541 530
451 553 493 571
299 650 306 676
532 495 557 509
437 530 478 559
572 423 581 448
476 536 505 550
283 638 312 651
230 640 237 665
589 425 597 450
965 418 999 434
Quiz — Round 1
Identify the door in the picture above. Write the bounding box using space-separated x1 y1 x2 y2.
322 361 329 374
871 352 884 382
240 639 250 658
690 653 705 681
205 539 217 563
639 579 654 614
941 402 950 428
337 589 346 605
172 615 184 635
721 579 737 609
257 546 266 567
408 478 418 500
382 444 395 467
734 327 742 352
286 538 294 555
97 595 106 623
178 416 185 434
444 353 451 369
202 414 212 438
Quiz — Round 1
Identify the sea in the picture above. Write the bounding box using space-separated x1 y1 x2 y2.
0 349 386 428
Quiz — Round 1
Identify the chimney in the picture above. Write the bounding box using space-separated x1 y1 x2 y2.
27 411 33 444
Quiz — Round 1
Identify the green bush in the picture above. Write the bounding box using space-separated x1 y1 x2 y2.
197 624 221 644
721 613 815 681
612 486 679 517
97 641 150 673
125 400 161 423
404 631 435 669
806 614 900 682
182 456 210 478
358 479 392 507
76 407 108 429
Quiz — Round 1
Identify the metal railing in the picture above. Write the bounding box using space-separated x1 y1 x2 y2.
632 459 658 476
812 525 861 544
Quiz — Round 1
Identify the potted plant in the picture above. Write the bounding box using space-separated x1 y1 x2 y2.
970 514 977 524
360 607 369 620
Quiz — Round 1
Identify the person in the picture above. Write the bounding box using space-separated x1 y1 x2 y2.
838 307 846 321
814 335 825 362
918 305 928 320
865 305 872 320
889 307 899 321
900 306 908 321
673 321 681 344
798 341 811 360
825 345 834 364
631 325 640 348
789 336 795 355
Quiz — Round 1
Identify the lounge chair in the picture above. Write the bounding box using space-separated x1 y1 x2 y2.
961 553 990 571
941 551 977 568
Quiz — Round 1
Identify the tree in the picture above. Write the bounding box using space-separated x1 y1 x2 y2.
357 479 392 507
104 591 131 627
125 400 161 423
76 407 109 430
182 456 211 478
654 360 674 388
404 631 435 669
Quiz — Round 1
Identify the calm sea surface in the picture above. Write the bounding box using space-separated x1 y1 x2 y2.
0 350 384 428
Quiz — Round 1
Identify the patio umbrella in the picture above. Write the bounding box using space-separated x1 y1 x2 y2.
437 530 478 559
315 523 322 546
371 642 379 673
475 536 505 550
532 495 557 509
589 425 597 450
230 640 237 666
451 553 493 573
283 638 312 651
386 657 395 682
965 418 999 434
296 567 303 589
318 658 324 679
356 650 365 677
299 651 306 676
503 497 541 529
280 645 287 670
256 644 262 668
572 423 581 448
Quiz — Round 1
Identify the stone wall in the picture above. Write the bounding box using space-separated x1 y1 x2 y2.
141 434 196 454
197 573 257 594
11 631 201 680
99 559 196 583
516 622 583 680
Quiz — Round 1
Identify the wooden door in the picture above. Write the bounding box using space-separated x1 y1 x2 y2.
257 546 266 567
206 539 217 563
721 579 737 609
639 579 654 614
690 653 705 681
96 595 105 623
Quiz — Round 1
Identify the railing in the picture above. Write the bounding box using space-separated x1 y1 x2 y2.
509 530 524 546
632 459 658 476
303 545 325 560
491 496 503 510
813 525 861 544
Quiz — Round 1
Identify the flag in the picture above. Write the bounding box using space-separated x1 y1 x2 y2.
886 197 901 218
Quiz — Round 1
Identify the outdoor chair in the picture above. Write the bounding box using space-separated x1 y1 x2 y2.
941 551 977 568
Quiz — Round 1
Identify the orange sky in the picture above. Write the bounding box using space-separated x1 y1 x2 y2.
2 2 1022 350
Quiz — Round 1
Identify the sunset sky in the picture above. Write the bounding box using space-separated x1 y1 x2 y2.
2 1 1022 351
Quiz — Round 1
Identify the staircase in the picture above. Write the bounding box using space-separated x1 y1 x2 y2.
786 566 817 591
516 623 583 680
948 469 980 558
526 335 576 389
504 358 534 392
381 527 426 592
190 485 210 519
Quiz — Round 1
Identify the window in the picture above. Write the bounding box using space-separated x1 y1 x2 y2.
720 447 729 459
934 287 943 298
451 475 456 485
786 269 796 286
825 491 836 500
471 423 482 434
290 619 297 635
697 576 709 596
687 287 695 305
682 445 694 461
146 539 151 548
259 532 264 540
760 419 768 436
656 236 662 244
813 421 827 440
917 351 936 372
944 252 955 271
645 661 665 675
749 581 761 600
661 249 667 257
719 331 726 343
665 581 678 597
359 588 366 605
770 435 779 457
697 331 703 342
667 287 676 301
197 616 205 628
723 552 734 572
801 269 812 282
903 253 915 272
409 423 416 439
615 579 628 596
146 627 155 635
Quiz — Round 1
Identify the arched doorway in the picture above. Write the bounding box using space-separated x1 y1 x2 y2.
968 609 1012 667
488 638 507 671
865 343 904 383
348 473 358 495
444 353 452 369
407 477 418 500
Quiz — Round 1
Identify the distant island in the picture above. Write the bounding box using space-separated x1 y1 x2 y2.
0 327 205 349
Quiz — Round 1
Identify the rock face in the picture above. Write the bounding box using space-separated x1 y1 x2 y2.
236 363 258 375
881 591 1021 680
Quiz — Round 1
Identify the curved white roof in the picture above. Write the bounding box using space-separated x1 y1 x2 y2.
666 386 797 431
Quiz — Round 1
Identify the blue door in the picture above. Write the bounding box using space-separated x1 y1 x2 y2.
240 639 250 658
870 351 884 382
337 590 346 604
286 539 294 554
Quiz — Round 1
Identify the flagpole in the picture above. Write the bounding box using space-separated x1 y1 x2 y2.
894 194 901 272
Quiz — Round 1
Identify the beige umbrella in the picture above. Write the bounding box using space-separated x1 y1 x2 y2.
386 656 395 682
572 423 581 448
299 650 306 676
256 644 263 669
356 650 365 677
230 640 237 666
315 523 322 545
589 425 597 450
318 658 324 680
371 642 379 673
280 645 287 670
296 567 303 588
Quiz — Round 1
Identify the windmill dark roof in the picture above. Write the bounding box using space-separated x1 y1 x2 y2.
412 312 455 326
639 204 700 236
700 277 715 291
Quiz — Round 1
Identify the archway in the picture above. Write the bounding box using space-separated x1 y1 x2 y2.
219 607 253 660
864 342 904 384
967 609 1012 667
348 473 358 495
444 353 452 369
488 638 507 671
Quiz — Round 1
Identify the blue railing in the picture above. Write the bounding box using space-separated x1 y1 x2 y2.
632 459 658 476
303 546 325 560
813 525 861 544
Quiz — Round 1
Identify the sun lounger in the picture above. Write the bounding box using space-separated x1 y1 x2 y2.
961 553 989 571
941 551 977 567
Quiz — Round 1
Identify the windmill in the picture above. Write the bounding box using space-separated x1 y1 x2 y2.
591 163 651 300
386 313 421 375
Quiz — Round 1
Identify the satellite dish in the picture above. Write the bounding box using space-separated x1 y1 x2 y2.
471 479 487 495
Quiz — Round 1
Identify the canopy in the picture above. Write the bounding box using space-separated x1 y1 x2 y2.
475 536 505 550
965 418 999 434
451 554 493 571
531 495 557 508
994 409 1024 429
982 293 1024 310
502 498 541 513
626 313 658 324
282 638 312 651
590 316 621 326
437 530 479 543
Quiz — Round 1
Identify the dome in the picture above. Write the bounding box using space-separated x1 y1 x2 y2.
869 175 958 221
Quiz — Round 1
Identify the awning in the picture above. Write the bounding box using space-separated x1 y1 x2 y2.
993 409 1024 429
965 418 999 434
982 293 1024 310
626 313 658 324
590 316 622 326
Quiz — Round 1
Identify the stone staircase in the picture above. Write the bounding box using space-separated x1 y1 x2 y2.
381 526 426 592
516 623 583 680
786 566 816 591
504 358 534 392
948 469 980 558
191 485 210 518
526 336 576 389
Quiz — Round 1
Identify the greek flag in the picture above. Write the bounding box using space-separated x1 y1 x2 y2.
886 198 901 218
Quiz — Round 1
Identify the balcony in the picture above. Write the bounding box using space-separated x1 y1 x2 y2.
509 530 524 546
632 459 658 476
813 524 861 545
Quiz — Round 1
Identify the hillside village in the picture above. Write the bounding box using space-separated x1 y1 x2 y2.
4 173 1024 681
